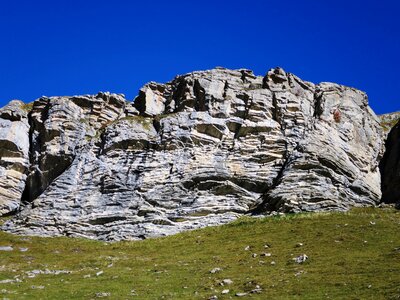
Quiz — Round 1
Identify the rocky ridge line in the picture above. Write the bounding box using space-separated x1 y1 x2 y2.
0 67 384 240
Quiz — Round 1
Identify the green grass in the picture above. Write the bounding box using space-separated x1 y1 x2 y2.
380 112 400 132
0 207 399 299
118 116 153 130
20 102 34 112
381 119 399 132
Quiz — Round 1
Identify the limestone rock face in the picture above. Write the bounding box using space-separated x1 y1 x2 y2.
22 92 127 202
0 67 384 240
0 101 30 215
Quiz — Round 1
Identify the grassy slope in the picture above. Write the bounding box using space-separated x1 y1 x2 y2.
0 207 399 299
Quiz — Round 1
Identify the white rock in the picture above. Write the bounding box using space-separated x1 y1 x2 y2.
95 292 110 298
0 68 385 240
221 279 233 285
235 292 248 297
0 246 13 252
210 268 222 274
293 254 308 264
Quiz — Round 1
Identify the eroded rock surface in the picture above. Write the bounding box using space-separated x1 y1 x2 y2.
0 67 384 240
0 101 30 215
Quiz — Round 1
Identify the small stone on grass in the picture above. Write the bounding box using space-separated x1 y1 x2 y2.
0 246 13 252
293 254 308 264
210 268 222 274
95 292 110 298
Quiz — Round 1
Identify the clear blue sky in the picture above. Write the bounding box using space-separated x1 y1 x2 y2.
0 0 399 114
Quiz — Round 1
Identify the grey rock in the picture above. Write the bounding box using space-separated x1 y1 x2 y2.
95 292 110 298
0 246 13 251
134 82 168 116
251 285 262 293
210 267 222 274
0 100 30 215
221 279 233 285
293 254 308 264
25 269 70 277
0 279 15 284
0 67 385 240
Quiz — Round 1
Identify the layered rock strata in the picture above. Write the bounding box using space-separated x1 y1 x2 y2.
0 101 30 215
0 67 384 240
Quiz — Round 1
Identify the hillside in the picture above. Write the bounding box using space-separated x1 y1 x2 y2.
0 207 399 299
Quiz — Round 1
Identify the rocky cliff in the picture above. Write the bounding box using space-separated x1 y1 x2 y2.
0 67 386 240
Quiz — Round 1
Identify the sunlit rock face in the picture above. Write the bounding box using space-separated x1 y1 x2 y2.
0 100 30 215
0 67 384 240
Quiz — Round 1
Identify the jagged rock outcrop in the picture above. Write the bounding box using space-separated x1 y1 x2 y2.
0 101 30 215
0 67 384 240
